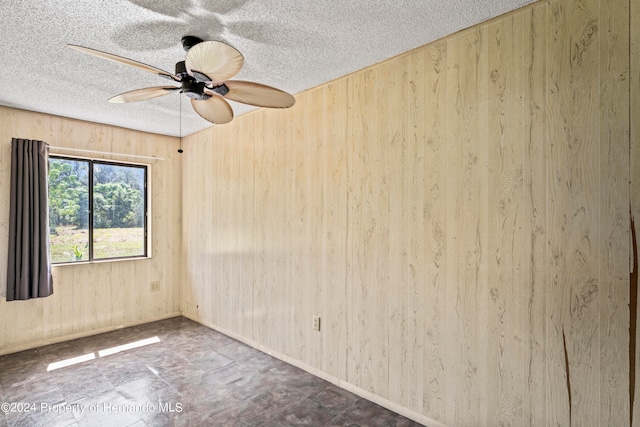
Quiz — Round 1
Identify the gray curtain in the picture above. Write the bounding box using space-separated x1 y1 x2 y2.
6 138 53 301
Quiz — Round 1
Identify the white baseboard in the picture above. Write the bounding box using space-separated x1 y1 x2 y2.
182 313 445 427
0 312 182 356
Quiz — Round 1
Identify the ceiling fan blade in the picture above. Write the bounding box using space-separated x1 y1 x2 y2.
223 80 296 108
109 86 180 103
191 96 233 124
68 44 180 82
185 41 243 83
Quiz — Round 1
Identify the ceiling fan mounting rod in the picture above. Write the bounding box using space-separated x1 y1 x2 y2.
175 60 189 79
181 35 204 52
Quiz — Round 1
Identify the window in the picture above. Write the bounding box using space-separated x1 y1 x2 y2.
48 156 148 264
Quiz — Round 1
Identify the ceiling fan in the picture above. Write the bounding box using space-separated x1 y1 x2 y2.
67 36 295 125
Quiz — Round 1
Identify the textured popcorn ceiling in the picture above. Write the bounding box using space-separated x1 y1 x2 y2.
0 0 534 137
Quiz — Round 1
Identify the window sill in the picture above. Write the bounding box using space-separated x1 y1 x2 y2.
52 255 151 267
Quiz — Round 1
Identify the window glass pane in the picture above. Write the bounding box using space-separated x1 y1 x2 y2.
48 158 90 263
92 163 146 259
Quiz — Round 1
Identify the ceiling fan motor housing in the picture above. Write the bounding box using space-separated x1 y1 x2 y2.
174 61 210 100
181 80 211 100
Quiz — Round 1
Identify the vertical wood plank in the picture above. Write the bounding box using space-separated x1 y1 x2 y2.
223 122 239 331
486 13 527 426
347 67 373 391
0 108 15 302
320 78 349 381
254 111 286 353
444 32 462 426
251 112 269 346
292 92 312 363
290 93 306 361
51 267 76 336
344 71 358 391
182 127 207 321
238 115 255 340
302 89 324 369
347 64 390 397
521 3 548 425
598 0 631 425
420 40 448 422
375 64 391 401
279 109 294 358
408 45 428 418
445 26 491 425
387 53 411 407
346 68 362 389
213 124 227 327
546 0 602 425
632 0 640 422
111 260 134 324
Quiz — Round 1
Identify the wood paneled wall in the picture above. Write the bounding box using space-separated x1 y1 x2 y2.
182 0 632 425
0 107 182 354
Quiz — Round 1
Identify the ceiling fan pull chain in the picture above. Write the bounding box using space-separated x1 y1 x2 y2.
178 95 184 153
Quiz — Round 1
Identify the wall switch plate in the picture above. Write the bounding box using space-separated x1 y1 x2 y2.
151 281 160 292
312 316 321 331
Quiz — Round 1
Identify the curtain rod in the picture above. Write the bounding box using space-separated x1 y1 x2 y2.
49 146 164 161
